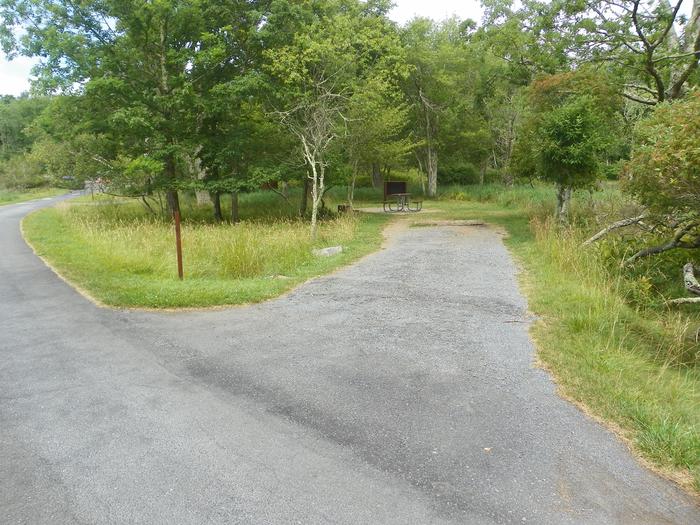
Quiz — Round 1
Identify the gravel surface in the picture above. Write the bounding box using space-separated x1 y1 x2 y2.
1 196 698 524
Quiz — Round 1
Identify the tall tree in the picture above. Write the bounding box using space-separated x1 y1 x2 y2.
264 0 405 237
0 0 269 216
509 0 700 104
513 71 621 222
401 18 469 196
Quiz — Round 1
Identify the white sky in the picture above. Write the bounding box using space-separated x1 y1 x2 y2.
389 0 482 25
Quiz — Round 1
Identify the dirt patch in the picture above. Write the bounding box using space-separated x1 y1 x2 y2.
355 206 440 215
411 219 485 227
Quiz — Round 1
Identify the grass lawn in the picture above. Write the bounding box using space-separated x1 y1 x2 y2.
0 187 66 206
22 184 700 493
23 195 391 308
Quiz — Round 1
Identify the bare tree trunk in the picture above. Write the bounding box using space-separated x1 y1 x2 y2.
183 150 211 205
309 161 325 240
582 214 646 246
195 190 211 205
212 192 222 222
166 189 180 217
555 184 572 224
426 147 438 198
158 25 180 220
420 87 439 198
230 192 239 224
625 222 700 265
415 152 426 194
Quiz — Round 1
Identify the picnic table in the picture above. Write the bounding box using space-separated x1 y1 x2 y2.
383 181 422 213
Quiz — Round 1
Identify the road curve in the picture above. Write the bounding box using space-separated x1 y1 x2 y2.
1 196 698 524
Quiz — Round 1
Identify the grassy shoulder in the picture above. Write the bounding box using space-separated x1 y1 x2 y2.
409 185 699 494
0 187 66 206
23 197 391 308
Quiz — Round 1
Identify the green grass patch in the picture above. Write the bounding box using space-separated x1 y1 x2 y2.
23 196 390 308
0 187 66 206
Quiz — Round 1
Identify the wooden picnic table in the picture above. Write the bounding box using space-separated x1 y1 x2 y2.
383 192 422 213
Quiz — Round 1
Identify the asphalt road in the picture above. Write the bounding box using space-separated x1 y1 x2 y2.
1 196 698 524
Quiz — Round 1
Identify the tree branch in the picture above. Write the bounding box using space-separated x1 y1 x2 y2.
622 92 658 105
582 214 647 246
624 223 700 266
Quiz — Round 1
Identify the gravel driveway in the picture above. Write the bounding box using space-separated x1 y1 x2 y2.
1 196 698 524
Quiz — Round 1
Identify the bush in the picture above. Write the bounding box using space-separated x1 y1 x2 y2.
438 162 479 184
0 154 48 190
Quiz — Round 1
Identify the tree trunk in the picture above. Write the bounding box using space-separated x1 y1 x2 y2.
582 214 646 246
421 87 438 198
501 170 514 187
300 174 310 217
348 161 358 206
371 162 382 189
212 192 222 222
415 152 426 194
230 192 239 224
426 147 438 198
479 162 486 186
195 190 211 205
555 184 572 224
309 161 324 240
164 154 180 217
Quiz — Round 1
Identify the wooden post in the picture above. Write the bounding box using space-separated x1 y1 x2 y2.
174 210 183 280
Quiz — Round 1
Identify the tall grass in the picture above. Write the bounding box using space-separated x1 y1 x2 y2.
62 203 357 279
525 216 700 490
0 187 65 205
529 216 698 367
24 195 387 308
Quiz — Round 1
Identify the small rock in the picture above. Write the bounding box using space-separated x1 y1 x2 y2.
313 246 343 257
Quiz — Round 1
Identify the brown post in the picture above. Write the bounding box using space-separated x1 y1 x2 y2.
174 210 183 280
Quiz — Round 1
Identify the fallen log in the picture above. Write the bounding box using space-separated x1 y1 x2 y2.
582 214 646 246
667 297 700 305
666 263 700 306
683 262 700 296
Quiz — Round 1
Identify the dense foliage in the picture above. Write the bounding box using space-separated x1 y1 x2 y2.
0 0 698 237
624 93 700 216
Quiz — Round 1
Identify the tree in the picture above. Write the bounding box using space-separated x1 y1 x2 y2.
343 77 412 204
0 0 269 217
513 71 621 222
265 0 405 237
620 92 700 263
402 18 480 196
0 95 49 160
517 0 700 104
